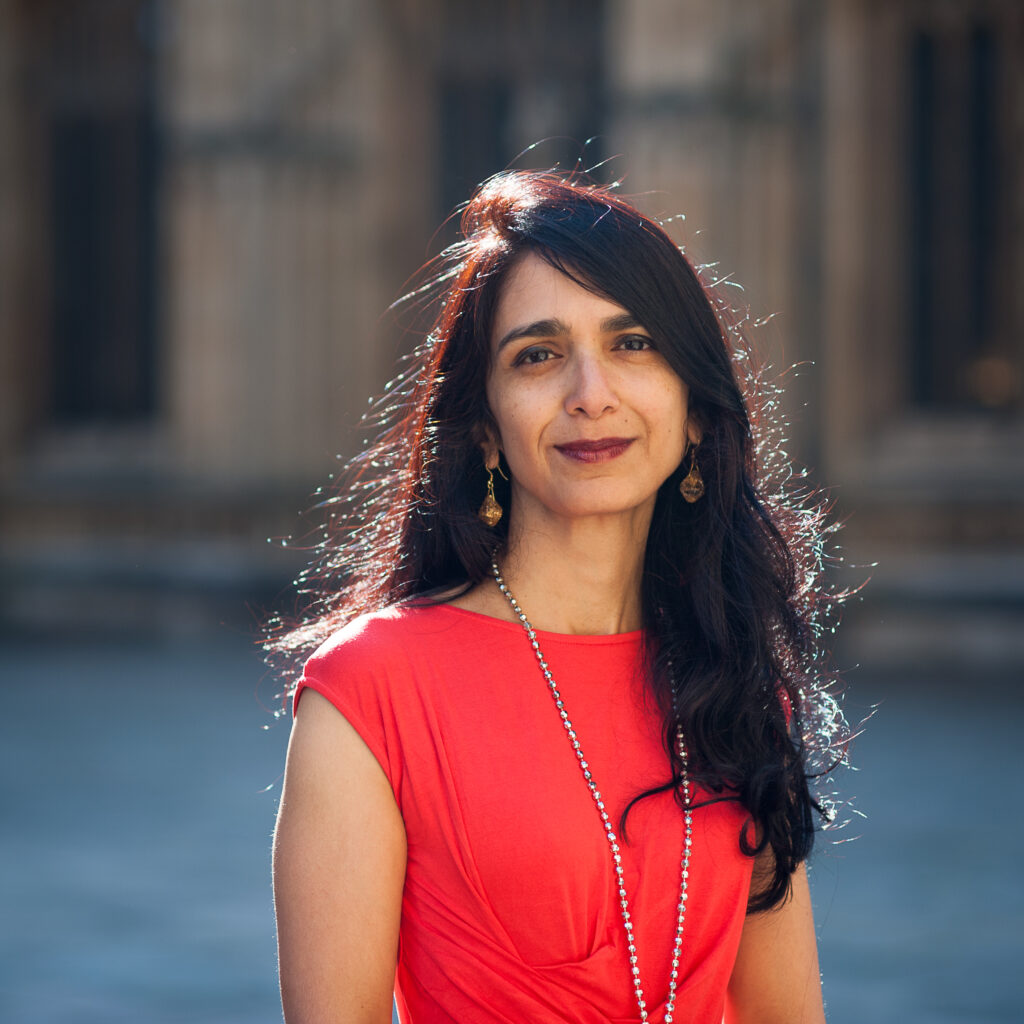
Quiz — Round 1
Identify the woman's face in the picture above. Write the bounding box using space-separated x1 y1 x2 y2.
484 252 697 530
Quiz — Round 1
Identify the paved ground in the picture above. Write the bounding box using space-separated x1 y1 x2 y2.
0 635 1020 1023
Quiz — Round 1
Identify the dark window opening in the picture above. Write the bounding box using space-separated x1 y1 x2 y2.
907 23 1000 410
47 1 160 424
438 77 514 231
434 0 607 242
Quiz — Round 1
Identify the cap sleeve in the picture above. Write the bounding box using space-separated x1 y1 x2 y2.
292 617 406 802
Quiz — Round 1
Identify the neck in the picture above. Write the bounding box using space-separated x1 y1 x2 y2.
493 511 650 635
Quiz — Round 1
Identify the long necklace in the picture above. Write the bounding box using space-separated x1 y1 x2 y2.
491 560 693 1023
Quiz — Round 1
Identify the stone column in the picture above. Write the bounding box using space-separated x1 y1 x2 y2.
160 0 434 488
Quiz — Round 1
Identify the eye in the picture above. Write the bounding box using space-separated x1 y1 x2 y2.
514 346 557 366
617 334 654 352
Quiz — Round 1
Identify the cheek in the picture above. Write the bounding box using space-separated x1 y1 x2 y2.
648 384 690 469
484 390 528 460
496 407 540 467
651 379 689 436
487 378 544 445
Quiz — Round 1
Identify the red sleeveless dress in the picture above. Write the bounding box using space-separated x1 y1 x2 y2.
295 602 752 1023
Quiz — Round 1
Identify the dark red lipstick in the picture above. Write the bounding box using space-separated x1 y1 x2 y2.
554 438 634 463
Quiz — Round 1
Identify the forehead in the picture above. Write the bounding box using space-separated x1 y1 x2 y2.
490 253 629 346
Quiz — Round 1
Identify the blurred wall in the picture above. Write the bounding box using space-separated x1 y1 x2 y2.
1 0 1021 666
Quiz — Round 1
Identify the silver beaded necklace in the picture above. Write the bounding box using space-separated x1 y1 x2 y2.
491 559 694 1023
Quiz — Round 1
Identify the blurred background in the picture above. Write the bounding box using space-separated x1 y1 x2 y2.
1 1 1021 1022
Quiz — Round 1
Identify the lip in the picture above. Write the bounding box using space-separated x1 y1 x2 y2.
554 437 635 463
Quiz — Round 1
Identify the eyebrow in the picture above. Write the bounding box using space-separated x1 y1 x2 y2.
494 312 647 352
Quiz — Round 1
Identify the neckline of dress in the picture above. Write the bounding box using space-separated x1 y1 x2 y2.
431 601 646 645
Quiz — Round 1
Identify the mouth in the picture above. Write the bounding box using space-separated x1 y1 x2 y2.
554 437 635 464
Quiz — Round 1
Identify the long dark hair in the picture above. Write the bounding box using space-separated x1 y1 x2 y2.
266 169 849 912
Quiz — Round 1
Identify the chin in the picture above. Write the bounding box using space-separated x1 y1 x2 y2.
546 492 658 523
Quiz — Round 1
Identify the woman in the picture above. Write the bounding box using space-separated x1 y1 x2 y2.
271 170 846 1023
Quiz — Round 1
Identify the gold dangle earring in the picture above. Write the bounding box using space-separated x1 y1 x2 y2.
679 441 705 503
478 462 507 526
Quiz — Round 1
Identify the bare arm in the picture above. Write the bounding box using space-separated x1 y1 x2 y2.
724 863 826 1024
273 688 407 1024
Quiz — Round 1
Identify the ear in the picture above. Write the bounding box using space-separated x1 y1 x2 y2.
473 421 502 469
685 417 702 450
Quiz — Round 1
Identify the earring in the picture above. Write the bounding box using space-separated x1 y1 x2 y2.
478 466 503 526
679 442 704 503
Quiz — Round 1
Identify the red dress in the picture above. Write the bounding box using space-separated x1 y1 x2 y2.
295 602 753 1023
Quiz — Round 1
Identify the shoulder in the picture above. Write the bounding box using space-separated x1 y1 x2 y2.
293 604 464 776
301 600 481 683
303 602 428 667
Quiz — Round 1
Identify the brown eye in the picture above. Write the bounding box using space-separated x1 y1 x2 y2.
618 335 653 352
516 347 556 366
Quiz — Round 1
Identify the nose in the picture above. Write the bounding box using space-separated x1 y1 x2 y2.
564 351 619 418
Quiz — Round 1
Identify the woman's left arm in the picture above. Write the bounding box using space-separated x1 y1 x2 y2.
724 863 826 1024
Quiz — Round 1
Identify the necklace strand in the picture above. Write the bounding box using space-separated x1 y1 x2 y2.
491 560 693 1023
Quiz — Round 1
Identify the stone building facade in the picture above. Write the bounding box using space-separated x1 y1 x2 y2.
1 0 1021 666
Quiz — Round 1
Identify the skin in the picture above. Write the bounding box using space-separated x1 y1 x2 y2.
274 690 406 1024
273 253 826 1022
